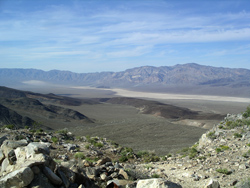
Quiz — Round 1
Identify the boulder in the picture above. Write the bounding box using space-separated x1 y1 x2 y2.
1 139 28 157
205 179 220 188
96 157 112 166
43 166 62 185
136 178 182 188
0 167 34 188
119 169 129 180
29 172 56 188
26 142 50 156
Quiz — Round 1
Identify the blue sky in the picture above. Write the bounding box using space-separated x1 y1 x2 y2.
1 0 250 73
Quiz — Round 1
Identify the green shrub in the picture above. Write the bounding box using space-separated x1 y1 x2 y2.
137 150 150 158
219 145 230 150
216 145 230 153
243 105 250 118
216 168 232 175
144 164 152 169
56 129 68 134
207 131 216 140
246 143 250 147
151 173 160 178
74 152 85 159
218 125 224 129
36 128 44 133
215 148 222 153
242 150 250 158
3 124 15 129
85 144 90 149
119 155 128 162
234 133 242 138
51 137 59 143
189 147 198 159
94 142 104 148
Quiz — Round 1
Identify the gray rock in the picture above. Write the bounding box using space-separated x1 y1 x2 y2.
27 142 50 156
57 168 70 188
85 167 100 177
0 150 4 164
0 167 34 188
1 158 10 174
43 166 62 185
100 173 107 180
0 135 7 146
31 166 40 174
29 172 56 188
1 139 28 156
96 157 111 166
235 180 250 188
136 178 182 188
119 168 129 180
205 179 220 188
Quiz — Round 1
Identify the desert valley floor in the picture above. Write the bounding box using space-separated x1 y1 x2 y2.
14 84 250 155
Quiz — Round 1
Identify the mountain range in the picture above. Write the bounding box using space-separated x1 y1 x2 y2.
1 63 250 97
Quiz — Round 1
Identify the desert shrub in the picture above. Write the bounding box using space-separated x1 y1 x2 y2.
144 164 152 169
216 168 232 175
119 155 128 162
234 133 242 138
36 128 44 133
207 131 216 140
247 143 250 147
137 150 150 158
243 105 250 118
137 150 160 162
120 147 134 159
151 173 160 178
93 142 104 148
216 148 222 153
74 152 85 159
189 147 198 159
216 145 230 153
85 157 99 163
178 146 198 159
85 144 90 149
220 145 230 150
242 150 250 158
198 156 206 160
3 124 15 129
51 137 59 143
56 129 68 134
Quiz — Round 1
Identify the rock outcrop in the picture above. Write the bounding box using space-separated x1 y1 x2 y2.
0 109 250 188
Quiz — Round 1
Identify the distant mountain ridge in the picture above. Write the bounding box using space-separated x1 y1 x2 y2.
1 63 250 96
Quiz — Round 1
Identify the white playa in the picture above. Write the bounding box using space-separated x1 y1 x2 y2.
71 86 250 103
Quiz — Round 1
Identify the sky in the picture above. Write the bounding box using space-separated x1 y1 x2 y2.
1 0 250 73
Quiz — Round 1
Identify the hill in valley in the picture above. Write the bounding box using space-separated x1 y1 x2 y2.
0 86 94 129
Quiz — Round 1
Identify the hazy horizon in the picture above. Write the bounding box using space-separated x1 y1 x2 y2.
1 0 250 73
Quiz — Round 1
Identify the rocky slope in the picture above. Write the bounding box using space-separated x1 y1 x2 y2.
0 107 250 188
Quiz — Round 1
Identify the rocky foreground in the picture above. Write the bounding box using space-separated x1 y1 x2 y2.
0 109 250 188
